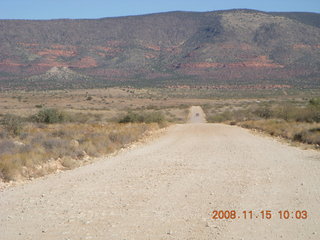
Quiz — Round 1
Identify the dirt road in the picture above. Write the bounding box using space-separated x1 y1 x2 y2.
1 107 320 240
188 106 207 123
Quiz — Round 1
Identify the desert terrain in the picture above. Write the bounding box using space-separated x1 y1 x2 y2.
1 106 319 239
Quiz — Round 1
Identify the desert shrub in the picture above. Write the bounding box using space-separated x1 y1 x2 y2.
201 104 211 112
239 119 320 146
294 107 318 123
51 129 67 138
251 102 320 123
0 140 17 154
79 139 100 156
0 156 20 181
109 131 134 145
0 129 8 139
119 112 144 123
242 119 295 137
80 133 111 154
69 113 92 123
269 103 320 123
254 106 273 119
309 98 320 107
272 104 296 121
143 112 165 123
31 135 70 158
108 131 124 143
60 156 78 169
30 132 45 145
42 138 69 151
306 104 320 123
232 109 256 121
207 111 232 123
119 111 165 124
294 128 320 145
1 114 24 136
32 108 69 124
146 105 160 110
178 104 190 109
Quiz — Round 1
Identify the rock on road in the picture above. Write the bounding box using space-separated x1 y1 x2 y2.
1 106 320 240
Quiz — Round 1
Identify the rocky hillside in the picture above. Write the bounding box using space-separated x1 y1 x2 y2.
0 9 319 90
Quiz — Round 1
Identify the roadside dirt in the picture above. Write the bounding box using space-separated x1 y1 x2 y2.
1 106 319 239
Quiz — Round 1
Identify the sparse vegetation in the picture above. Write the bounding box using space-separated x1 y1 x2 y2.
0 99 171 182
119 111 165 124
0 122 159 182
205 98 320 146
1 87 320 183
31 108 69 124
1 114 24 136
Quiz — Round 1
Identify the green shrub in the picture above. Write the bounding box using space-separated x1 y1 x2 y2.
309 98 320 107
32 108 69 124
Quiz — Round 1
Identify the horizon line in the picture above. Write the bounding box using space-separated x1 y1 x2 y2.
0 8 319 21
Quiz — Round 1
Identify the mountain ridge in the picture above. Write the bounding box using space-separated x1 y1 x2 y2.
0 9 319 90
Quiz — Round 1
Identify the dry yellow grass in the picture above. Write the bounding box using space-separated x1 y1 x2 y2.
238 119 320 146
0 122 160 181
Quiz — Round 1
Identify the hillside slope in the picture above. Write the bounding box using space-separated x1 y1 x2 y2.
0 9 319 90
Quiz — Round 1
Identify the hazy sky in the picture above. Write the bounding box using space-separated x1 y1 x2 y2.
0 0 319 19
